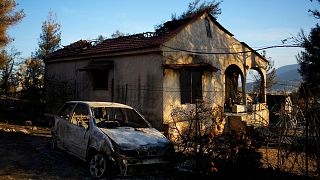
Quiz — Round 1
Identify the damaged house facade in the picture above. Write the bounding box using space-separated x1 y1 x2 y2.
45 11 269 135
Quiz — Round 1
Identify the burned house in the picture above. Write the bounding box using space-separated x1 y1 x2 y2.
45 11 269 134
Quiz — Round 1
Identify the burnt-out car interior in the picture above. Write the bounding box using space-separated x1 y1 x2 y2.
92 107 150 129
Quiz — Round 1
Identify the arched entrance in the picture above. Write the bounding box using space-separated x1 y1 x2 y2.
246 67 265 103
225 64 245 112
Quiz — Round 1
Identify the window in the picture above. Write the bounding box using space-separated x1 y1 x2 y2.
93 70 108 90
205 18 212 38
94 107 149 128
124 109 149 128
106 108 124 123
180 69 203 104
71 104 89 128
58 103 76 121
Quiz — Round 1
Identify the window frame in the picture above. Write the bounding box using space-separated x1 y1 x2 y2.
180 68 203 104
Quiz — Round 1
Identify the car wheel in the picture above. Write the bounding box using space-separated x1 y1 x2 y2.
89 153 108 178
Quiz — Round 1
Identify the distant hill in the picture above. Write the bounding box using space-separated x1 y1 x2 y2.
273 64 301 92
276 64 301 82
246 64 302 93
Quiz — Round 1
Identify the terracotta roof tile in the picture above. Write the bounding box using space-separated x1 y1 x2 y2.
46 40 92 59
46 11 232 60
83 34 167 54
45 14 197 60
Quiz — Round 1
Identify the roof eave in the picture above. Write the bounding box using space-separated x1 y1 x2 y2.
45 46 162 63
241 42 269 63
207 14 234 37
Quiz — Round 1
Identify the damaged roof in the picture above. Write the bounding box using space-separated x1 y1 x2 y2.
45 11 234 60
47 40 92 60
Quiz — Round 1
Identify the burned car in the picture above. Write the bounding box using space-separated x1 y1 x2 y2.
51 101 173 178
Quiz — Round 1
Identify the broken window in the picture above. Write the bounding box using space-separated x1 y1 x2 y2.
58 103 76 121
180 69 202 104
93 70 108 90
71 103 89 128
205 18 212 38
123 108 149 128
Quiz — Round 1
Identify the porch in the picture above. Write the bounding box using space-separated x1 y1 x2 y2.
224 103 269 132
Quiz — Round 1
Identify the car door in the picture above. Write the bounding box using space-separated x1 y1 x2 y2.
55 102 76 149
64 103 90 159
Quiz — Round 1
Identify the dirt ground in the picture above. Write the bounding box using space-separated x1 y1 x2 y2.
0 122 92 180
0 122 178 180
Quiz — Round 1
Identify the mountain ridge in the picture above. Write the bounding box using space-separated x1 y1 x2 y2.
246 64 301 92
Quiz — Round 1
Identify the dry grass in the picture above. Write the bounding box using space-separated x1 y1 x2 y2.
259 146 318 177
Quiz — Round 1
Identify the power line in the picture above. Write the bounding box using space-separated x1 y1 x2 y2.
161 44 301 55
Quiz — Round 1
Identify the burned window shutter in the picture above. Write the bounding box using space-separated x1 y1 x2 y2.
180 69 191 104
191 70 202 103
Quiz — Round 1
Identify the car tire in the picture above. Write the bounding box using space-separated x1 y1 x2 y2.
89 153 108 178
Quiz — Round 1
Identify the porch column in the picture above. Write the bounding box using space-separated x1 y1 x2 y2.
242 45 247 107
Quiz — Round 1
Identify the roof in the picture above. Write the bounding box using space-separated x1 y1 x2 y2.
83 34 167 55
241 42 268 62
46 33 168 60
46 11 234 61
66 101 133 109
47 40 92 60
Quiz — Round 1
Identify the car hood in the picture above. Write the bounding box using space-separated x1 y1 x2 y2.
100 127 170 150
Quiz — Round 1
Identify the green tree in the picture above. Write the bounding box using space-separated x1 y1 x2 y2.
297 25 320 97
295 2 320 177
19 57 43 92
19 57 44 120
35 11 61 100
155 0 221 34
173 0 221 20
37 11 61 60
0 0 25 49
309 0 320 19
0 0 25 90
19 11 61 120
0 47 20 96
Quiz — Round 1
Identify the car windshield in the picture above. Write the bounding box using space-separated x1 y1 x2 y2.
91 107 150 128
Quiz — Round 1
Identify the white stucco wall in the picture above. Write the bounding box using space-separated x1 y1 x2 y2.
111 54 164 129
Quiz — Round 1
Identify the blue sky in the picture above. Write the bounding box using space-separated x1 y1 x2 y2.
8 0 319 68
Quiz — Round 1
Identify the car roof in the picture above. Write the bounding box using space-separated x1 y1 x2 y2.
66 101 133 109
